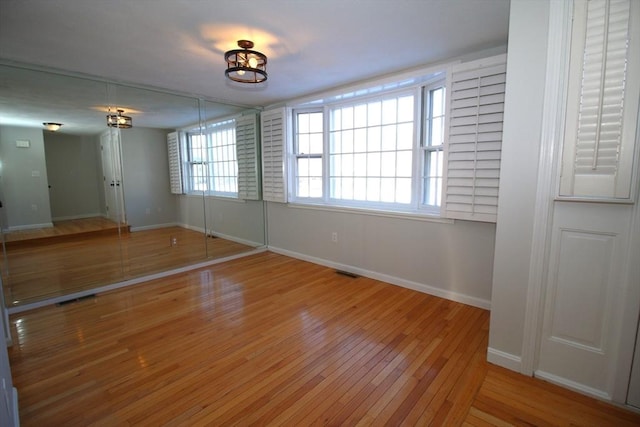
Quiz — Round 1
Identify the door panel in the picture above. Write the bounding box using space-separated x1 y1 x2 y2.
537 202 633 398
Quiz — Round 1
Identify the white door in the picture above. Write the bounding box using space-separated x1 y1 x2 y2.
535 202 634 399
100 129 125 224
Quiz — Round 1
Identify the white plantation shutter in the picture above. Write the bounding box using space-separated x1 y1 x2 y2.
560 0 640 199
236 114 261 200
167 131 183 194
261 108 287 203
443 54 507 222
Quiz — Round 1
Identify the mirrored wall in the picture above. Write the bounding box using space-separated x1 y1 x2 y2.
0 64 266 307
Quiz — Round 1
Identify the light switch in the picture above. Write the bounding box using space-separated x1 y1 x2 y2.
16 140 30 148
31 170 40 177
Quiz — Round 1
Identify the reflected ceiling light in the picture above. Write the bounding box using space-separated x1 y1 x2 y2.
225 40 267 83
43 122 62 132
106 109 133 128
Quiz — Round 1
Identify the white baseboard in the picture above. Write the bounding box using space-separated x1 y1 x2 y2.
267 246 491 310
130 222 179 232
12 387 18 427
487 347 522 372
535 369 611 401
8 222 53 231
51 213 103 221
176 223 263 248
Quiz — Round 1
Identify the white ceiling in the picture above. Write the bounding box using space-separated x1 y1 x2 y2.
0 0 510 133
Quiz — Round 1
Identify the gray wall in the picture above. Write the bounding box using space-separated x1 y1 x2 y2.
488 0 549 363
176 194 266 247
44 132 103 220
0 125 52 230
265 202 496 308
120 128 178 229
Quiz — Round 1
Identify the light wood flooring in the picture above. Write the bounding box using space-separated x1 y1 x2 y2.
2 219 254 306
8 252 640 426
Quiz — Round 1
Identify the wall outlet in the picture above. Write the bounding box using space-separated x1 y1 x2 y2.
171 236 177 246
31 204 38 211
331 232 338 243
145 208 151 215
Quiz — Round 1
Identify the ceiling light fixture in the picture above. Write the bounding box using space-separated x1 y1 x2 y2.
106 109 133 128
43 122 62 132
225 40 267 83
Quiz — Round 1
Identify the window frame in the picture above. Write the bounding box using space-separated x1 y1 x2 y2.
183 118 239 198
289 79 446 217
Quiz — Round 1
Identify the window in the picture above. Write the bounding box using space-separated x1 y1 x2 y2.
294 110 323 198
185 119 238 196
422 85 446 207
291 82 445 214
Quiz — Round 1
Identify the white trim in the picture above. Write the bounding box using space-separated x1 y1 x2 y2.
129 222 179 232
11 387 18 427
176 223 264 248
7 247 267 314
535 369 611 401
521 0 573 376
7 222 53 231
487 347 522 372
267 246 490 310
286 203 454 225
51 213 104 222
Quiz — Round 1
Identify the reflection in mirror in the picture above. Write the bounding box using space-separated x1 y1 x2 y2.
0 64 266 308
0 65 126 306
200 100 266 258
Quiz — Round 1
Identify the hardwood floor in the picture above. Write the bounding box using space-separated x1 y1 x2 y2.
2 222 254 306
8 252 640 426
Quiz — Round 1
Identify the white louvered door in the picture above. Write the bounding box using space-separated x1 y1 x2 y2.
167 131 183 195
559 0 639 200
261 108 287 203
443 54 507 222
236 114 260 200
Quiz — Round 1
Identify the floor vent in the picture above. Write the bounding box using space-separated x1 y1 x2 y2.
56 294 96 306
336 270 360 278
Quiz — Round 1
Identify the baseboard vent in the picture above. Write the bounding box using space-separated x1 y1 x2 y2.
56 294 96 306
336 270 360 278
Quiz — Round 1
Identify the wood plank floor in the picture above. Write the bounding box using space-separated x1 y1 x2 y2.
2 224 253 306
8 252 640 426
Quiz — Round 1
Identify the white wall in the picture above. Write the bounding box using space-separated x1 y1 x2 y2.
488 0 550 364
0 125 53 230
44 132 103 220
266 203 496 308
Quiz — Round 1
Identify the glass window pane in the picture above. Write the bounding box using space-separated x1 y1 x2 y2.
367 152 381 177
396 178 411 203
298 134 310 154
298 113 309 133
353 177 367 200
309 177 322 198
398 96 414 122
309 158 322 176
380 178 395 202
309 133 323 153
298 158 309 176
354 104 367 128
397 123 413 150
382 98 397 124
342 107 354 129
381 125 397 151
309 112 323 133
396 151 412 177
367 177 381 201
354 128 367 153
298 178 309 198
380 152 396 177
368 101 381 126
342 129 354 153
368 126 381 152
354 153 367 176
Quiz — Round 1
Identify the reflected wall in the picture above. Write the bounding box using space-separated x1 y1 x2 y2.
0 64 265 307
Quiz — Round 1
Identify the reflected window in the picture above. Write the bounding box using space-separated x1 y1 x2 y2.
185 119 238 196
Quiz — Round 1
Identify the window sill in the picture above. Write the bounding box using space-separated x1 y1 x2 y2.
181 193 246 203
285 202 454 224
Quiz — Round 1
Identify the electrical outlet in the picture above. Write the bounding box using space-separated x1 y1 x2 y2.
331 232 338 243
